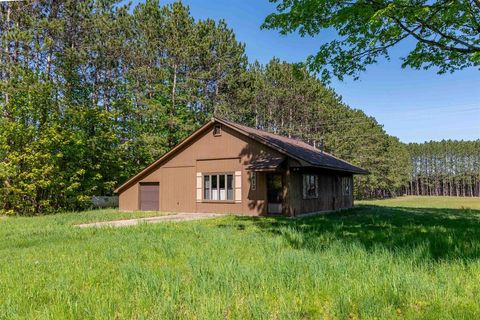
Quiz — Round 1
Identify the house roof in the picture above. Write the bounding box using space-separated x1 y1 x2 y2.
245 156 286 171
115 117 367 193
215 117 368 175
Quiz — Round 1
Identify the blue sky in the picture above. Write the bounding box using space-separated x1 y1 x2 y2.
135 0 479 143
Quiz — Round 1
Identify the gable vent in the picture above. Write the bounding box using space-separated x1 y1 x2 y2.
213 124 222 136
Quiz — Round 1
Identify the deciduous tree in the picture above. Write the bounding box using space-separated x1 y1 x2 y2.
263 0 480 81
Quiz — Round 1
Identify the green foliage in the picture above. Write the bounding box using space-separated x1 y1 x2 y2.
263 0 480 81
2 197 480 318
0 0 247 214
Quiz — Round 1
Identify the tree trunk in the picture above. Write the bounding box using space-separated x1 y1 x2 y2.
3 4 11 111
172 63 177 112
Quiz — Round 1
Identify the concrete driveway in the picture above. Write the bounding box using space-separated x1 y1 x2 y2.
76 212 223 228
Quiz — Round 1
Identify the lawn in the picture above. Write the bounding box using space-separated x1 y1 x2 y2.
2 197 480 319
358 195 480 209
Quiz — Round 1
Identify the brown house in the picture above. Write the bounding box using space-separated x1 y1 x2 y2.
114 117 367 216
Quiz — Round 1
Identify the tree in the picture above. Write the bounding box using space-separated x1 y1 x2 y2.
262 0 480 81
406 140 480 197
0 0 248 214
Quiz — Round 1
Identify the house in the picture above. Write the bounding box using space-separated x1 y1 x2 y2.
114 117 368 216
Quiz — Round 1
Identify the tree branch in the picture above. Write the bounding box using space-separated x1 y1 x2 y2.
417 18 479 51
474 0 480 10
349 31 413 60
467 0 480 31
385 0 480 53
393 17 479 53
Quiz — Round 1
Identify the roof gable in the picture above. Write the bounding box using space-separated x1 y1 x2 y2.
114 119 217 193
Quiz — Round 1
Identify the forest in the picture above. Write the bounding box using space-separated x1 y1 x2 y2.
406 141 480 197
0 0 478 215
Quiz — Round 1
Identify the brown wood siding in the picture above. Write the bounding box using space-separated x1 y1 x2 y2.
196 158 242 172
287 169 353 215
245 170 267 216
160 166 196 212
119 183 138 211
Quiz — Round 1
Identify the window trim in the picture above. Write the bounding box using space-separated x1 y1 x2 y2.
202 172 235 202
302 174 319 199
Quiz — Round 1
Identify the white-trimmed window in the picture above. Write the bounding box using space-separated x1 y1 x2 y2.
303 174 318 199
342 177 352 196
203 173 234 201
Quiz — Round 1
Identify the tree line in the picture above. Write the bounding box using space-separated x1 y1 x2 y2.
0 0 476 215
405 140 480 197
0 0 248 214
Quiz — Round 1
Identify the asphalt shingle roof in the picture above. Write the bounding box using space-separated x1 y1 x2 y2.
218 118 368 174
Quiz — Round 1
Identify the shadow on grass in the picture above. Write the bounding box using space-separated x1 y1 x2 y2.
226 205 480 262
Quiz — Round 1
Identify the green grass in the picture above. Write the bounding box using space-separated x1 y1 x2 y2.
2 197 480 319
358 195 480 209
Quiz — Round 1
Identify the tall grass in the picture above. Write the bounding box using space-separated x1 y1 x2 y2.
357 195 480 209
1 197 480 319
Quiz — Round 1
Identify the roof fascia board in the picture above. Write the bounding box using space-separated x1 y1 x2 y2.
290 165 369 175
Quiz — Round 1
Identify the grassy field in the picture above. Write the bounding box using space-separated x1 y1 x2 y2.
2 197 480 319
358 195 480 209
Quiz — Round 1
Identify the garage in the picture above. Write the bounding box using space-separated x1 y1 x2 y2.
139 183 159 211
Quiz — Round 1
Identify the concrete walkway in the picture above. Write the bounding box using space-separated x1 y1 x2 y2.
76 212 223 228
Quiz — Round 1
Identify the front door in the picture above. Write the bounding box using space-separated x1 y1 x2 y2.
267 173 283 214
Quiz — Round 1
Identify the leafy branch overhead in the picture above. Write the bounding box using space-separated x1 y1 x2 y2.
263 0 480 81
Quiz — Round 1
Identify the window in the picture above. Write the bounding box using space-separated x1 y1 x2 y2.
342 177 352 196
213 124 222 136
203 173 234 201
251 172 257 191
303 174 318 199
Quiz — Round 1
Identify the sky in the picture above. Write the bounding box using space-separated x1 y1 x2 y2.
135 0 479 143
